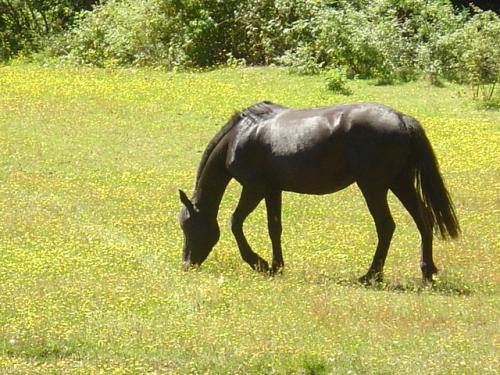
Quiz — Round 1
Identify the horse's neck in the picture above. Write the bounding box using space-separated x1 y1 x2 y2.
193 148 231 219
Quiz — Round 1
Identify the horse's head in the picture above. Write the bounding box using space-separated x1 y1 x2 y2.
178 190 220 269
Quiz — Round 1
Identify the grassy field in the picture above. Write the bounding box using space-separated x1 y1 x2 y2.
0 65 498 374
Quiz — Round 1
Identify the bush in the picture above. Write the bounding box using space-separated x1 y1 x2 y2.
459 11 499 102
274 0 469 83
59 0 246 68
4 0 499 95
325 68 352 95
230 0 321 65
278 45 325 75
0 0 96 61
58 0 177 67
410 1 467 83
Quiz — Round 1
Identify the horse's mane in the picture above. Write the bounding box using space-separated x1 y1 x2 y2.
195 101 286 188
240 100 286 125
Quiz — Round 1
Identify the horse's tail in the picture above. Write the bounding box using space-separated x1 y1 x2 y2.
403 116 461 239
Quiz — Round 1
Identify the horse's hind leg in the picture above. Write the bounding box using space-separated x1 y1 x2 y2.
265 190 284 273
358 184 395 283
231 186 270 272
391 181 437 282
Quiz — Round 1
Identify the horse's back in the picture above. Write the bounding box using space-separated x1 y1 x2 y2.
262 102 411 139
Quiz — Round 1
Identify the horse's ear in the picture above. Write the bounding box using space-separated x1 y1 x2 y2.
179 189 194 213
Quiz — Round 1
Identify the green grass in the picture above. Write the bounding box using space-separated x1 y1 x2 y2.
0 65 499 374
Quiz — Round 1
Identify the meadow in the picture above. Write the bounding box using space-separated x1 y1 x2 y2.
0 65 498 374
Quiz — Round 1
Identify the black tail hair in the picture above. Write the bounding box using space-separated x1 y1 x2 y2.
404 116 461 239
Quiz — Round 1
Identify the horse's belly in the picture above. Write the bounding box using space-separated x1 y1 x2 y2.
266 149 354 194
275 166 354 194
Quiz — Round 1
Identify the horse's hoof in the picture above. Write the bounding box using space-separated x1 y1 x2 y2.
271 262 284 276
422 272 437 284
421 264 438 284
254 258 270 273
182 261 200 272
358 272 383 285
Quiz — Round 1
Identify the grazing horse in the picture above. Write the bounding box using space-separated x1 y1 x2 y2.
179 101 460 282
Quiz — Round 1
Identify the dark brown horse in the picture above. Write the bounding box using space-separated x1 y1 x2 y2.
179 101 460 282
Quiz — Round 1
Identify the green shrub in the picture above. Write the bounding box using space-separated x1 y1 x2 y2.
459 11 499 102
409 1 467 84
278 45 325 75
0 0 96 61
324 68 352 95
229 0 322 65
4 0 499 92
278 0 466 82
59 0 176 67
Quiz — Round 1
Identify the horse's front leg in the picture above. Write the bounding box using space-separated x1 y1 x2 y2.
265 190 284 274
231 186 269 272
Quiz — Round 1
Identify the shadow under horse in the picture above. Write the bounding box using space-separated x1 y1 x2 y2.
179 101 460 283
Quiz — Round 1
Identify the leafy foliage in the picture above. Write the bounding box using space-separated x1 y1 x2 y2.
2 0 499 99
459 11 499 103
324 67 352 95
0 0 97 60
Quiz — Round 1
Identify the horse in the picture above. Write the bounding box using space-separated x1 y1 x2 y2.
178 101 460 283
